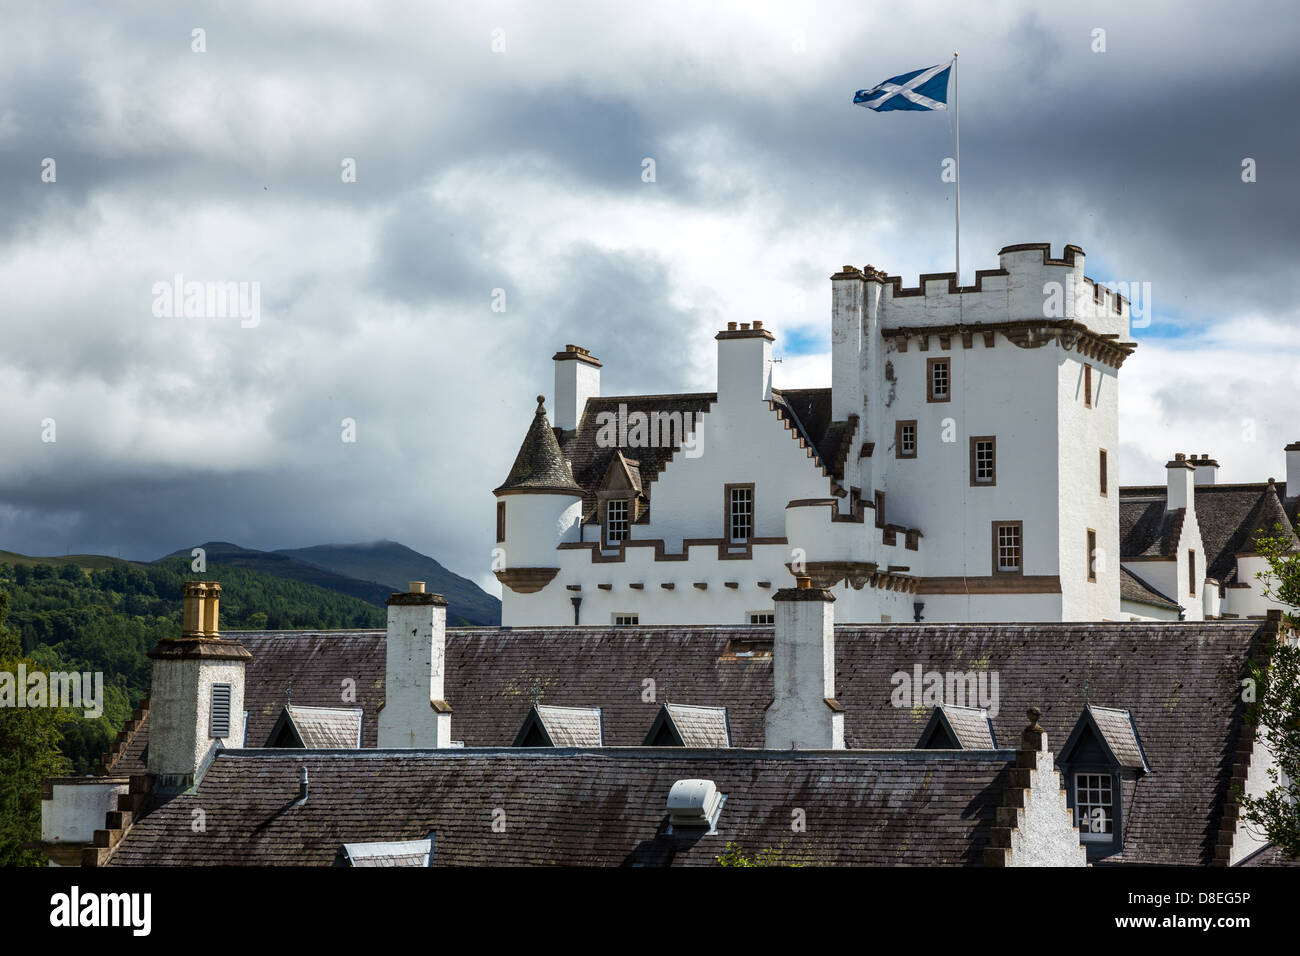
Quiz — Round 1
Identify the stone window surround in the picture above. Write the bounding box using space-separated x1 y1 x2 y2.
992 520 1024 576
896 420 918 459
970 436 997 486
926 357 951 403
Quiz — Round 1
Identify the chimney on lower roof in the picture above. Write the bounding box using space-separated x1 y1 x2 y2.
377 583 452 748
765 577 844 750
147 581 251 791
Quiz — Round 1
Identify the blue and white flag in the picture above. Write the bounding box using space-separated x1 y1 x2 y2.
854 61 952 111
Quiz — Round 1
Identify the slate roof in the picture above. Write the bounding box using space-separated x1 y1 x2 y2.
274 705 364 748
557 393 715 516
1121 481 1300 582
1238 844 1300 867
1119 566 1181 611
495 397 585 495
555 387 850 517
649 703 732 747
921 704 997 749
1073 705 1149 772
104 620 1272 865
1119 496 1186 559
104 711 150 775
516 705 604 747
107 749 1014 867
240 632 386 748
338 838 432 867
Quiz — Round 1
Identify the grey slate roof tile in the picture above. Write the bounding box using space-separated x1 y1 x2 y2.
530 705 604 747
1121 480 1298 582
656 703 732 747
108 749 1014 867
1119 566 1181 611
1081 705 1149 771
110 620 1269 866
276 705 364 748
495 397 585 495
933 704 997 749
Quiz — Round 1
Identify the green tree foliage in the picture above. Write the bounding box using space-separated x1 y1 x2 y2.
0 559 385 776
0 587 72 866
1237 529 1300 859
715 842 800 866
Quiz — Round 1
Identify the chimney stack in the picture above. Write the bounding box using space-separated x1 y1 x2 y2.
377 582 452 748
1165 453 1196 513
830 266 865 421
715 322 774 406
552 345 601 432
147 581 251 791
1192 453 1219 487
765 576 844 749
1286 442 1300 499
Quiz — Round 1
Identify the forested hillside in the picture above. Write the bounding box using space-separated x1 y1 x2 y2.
0 559 385 776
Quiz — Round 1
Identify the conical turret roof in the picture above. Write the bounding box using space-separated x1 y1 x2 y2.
1242 479 1299 550
494 396 585 496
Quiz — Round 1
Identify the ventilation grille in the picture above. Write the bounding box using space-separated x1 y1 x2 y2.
210 683 232 738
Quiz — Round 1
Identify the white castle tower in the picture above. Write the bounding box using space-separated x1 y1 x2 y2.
493 244 1135 625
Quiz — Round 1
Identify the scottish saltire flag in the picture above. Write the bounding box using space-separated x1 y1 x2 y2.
854 61 952 111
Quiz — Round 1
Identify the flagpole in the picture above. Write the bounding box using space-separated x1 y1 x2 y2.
952 51 960 284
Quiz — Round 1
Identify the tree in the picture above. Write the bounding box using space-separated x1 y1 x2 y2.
1237 529 1300 859
0 587 72 866
716 842 799 866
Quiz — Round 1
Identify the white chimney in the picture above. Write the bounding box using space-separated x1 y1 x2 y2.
1165 453 1195 513
831 267 864 421
552 345 600 432
765 577 844 750
1192 454 1219 486
716 321 774 406
1286 442 1300 499
147 581 252 792
377 583 452 748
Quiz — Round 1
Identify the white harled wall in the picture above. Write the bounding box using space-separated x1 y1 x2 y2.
498 245 1136 626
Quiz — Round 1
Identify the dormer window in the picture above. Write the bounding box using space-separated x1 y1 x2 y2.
1075 773 1114 842
1058 705 1150 857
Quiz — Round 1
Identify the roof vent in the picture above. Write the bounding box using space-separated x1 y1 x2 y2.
666 778 725 833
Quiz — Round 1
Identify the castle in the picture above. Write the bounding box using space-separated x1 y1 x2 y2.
493 243 1297 626
33 242 1298 868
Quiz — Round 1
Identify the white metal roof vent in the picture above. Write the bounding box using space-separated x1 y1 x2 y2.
666 778 725 834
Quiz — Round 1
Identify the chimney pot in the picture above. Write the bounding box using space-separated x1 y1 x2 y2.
796 575 811 590
409 581 425 593
753 320 763 330
1175 453 1186 461
1286 442 1300 497
740 322 750 330
727 322 737 331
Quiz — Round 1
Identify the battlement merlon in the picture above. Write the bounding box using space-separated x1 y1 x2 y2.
831 243 1135 342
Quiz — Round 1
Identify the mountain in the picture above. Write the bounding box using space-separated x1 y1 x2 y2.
155 542 393 607
276 540 500 626
0 549 135 571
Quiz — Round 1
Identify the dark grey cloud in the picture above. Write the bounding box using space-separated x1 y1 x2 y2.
1 0 1298 583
